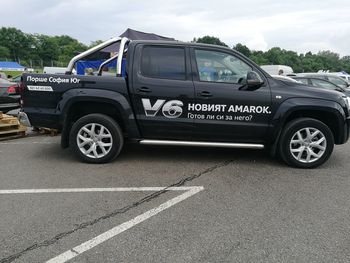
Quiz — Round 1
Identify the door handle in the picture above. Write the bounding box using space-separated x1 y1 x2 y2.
137 87 152 93
198 91 212 97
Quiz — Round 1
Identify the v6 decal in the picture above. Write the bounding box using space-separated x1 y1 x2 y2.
142 99 183 118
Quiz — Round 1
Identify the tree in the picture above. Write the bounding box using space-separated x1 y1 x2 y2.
1 26 350 73
0 27 33 60
194 36 228 47
89 40 104 48
0 46 10 59
250 51 269 65
33 34 60 62
317 50 341 71
264 47 284 65
234 43 251 57
53 35 87 63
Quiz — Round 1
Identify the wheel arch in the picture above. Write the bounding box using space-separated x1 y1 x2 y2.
269 98 347 155
58 89 140 148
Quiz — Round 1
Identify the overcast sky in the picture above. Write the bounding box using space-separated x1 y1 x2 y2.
1 0 350 56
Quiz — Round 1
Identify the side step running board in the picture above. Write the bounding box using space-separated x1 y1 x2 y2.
139 140 264 149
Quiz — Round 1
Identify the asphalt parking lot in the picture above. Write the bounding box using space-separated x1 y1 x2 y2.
1 135 350 263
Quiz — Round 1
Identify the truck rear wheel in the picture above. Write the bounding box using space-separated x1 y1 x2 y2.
279 118 334 168
69 114 124 163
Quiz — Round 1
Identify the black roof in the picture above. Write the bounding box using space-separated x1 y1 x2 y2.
130 40 235 52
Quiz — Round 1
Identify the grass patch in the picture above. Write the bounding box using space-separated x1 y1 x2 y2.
0 69 43 78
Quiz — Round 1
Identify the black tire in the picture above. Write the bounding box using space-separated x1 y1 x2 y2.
278 118 334 168
69 114 124 163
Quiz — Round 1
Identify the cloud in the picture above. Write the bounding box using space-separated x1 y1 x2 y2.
1 0 350 55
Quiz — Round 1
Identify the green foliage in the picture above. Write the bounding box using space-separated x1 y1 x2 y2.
194 35 350 73
89 40 104 48
1 27 350 74
194 36 228 47
0 27 33 60
0 46 10 58
0 27 88 65
234 43 251 57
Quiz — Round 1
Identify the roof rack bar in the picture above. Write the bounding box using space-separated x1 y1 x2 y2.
97 53 119 76
65 37 121 75
97 47 129 76
117 37 130 77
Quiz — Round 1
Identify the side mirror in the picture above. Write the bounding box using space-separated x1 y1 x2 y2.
246 71 264 90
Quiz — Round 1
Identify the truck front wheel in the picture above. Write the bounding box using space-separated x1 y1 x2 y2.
69 114 124 163
279 118 334 168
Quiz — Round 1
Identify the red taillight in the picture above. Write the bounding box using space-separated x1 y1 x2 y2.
7 85 16 94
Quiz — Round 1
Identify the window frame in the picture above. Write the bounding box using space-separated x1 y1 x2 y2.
139 45 187 81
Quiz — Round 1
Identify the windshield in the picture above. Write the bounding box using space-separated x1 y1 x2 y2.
327 76 348 89
310 78 343 91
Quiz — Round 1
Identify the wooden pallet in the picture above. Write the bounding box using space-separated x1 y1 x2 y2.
0 112 27 139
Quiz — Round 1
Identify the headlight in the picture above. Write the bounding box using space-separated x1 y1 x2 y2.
343 96 350 111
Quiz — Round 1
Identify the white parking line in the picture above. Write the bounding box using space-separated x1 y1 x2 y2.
46 186 203 263
0 141 55 145
0 187 199 194
0 186 204 262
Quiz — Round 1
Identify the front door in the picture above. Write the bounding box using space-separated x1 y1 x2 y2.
190 48 271 143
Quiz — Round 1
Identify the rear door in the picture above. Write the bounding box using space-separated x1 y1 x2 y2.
131 44 195 139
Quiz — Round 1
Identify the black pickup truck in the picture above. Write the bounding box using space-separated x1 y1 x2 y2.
20 37 350 168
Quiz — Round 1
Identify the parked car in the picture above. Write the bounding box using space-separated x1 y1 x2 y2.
10 74 22 83
296 73 349 89
261 65 294 76
0 78 20 112
331 72 350 84
293 76 350 102
271 75 301 83
0 72 8 80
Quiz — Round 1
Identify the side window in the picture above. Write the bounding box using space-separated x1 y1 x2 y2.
194 49 253 84
141 46 185 80
311 79 337 90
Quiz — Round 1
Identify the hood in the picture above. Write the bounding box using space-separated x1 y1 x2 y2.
269 77 346 102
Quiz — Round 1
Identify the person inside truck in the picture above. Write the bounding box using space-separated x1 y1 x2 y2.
85 68 94 75
199 59 218 81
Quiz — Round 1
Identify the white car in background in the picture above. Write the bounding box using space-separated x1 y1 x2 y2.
43 67 76 75
261 65 294 76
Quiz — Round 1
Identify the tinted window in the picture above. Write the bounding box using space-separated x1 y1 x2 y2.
141 46 185 80
194 49 253 84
